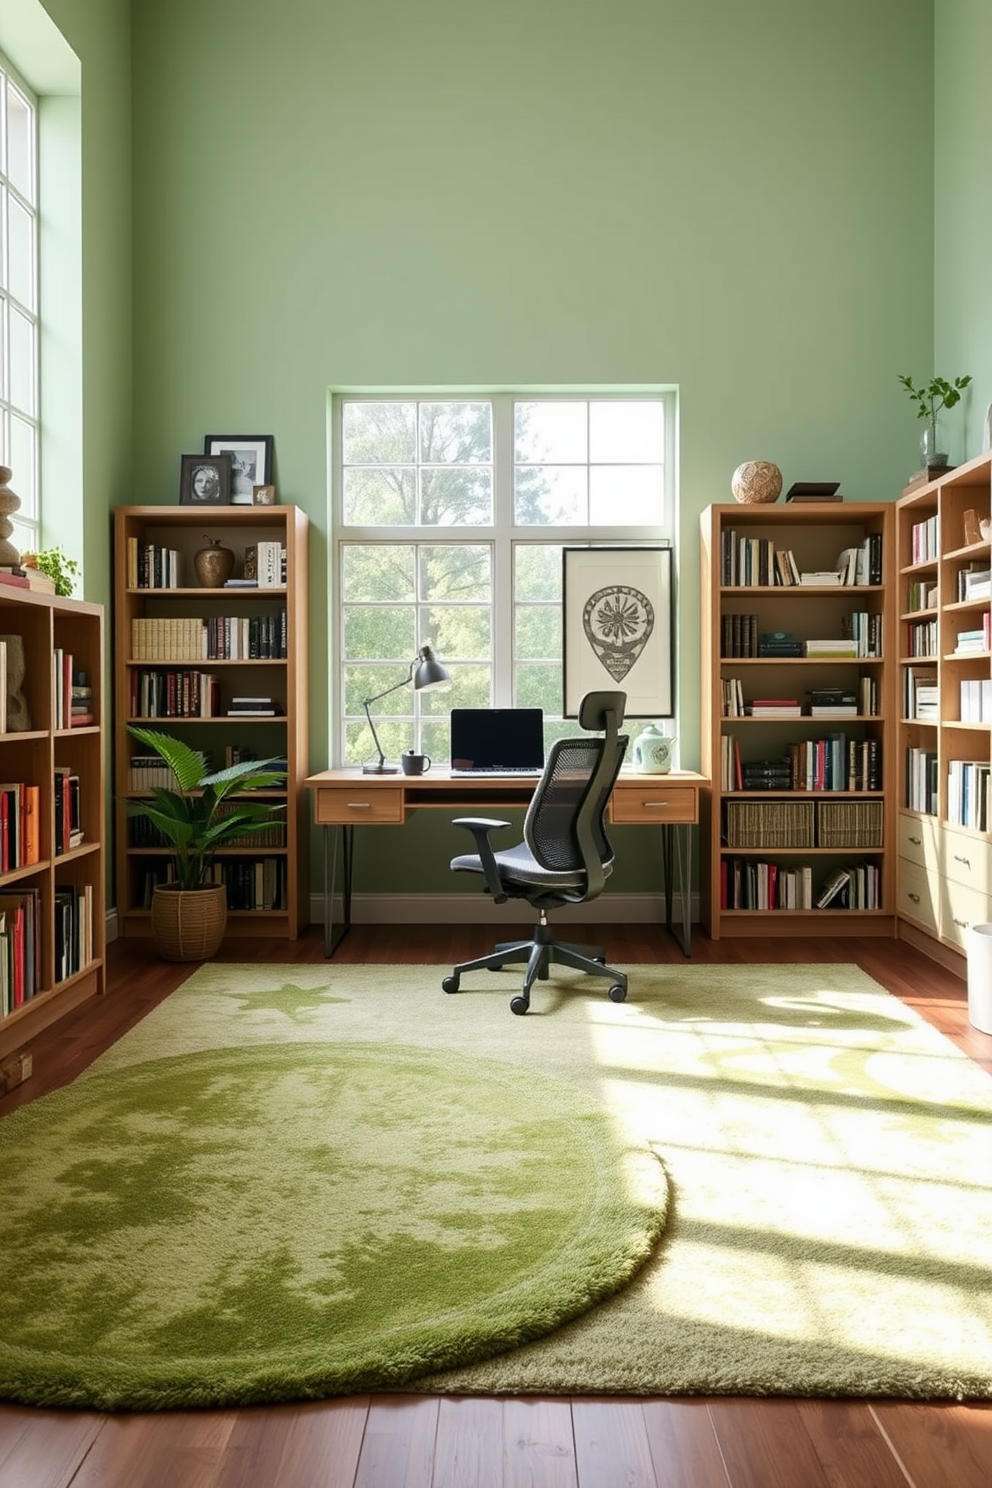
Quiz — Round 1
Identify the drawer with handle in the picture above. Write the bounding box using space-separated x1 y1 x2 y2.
314 787 404 825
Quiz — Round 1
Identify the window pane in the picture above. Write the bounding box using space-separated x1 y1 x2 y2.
514 401 587 463
5 84 34 205
515 605 561 660
8 304 34 414
344 606 416 663
419 402 491 463
345 657 421 716
419 545 490 602
438 662 490 707
516 663 562 715
515 544 561 602
590 400 664 462
9 415 35 516
419 466 492 525
589 465 664 525
426 603 490 661
514 465 587 525
343 401 416 463
7 197 34 310
343 467 416 524
342 544 415 602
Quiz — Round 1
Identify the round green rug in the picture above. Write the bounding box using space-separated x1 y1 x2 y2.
0 1041 666 1410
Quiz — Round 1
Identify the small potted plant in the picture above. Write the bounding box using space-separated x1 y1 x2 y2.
21 545 81 596
899 372 972 470
125 726 287 960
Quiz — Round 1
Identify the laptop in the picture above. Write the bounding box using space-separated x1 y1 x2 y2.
449 707 545 775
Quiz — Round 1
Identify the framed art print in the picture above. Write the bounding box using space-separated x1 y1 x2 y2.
203 435 274 506
562 546 674 717
179 453 232 506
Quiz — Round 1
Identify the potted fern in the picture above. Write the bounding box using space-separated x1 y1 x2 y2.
125 726 287 960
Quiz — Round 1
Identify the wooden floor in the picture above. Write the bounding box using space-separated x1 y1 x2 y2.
1 925 991 1488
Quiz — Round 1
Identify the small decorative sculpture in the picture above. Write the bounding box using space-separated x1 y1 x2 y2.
731 461 783 505
0 467 22 567
0 633 31 731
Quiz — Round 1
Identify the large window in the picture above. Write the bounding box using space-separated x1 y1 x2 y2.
0 51 38 554
333 392 675 768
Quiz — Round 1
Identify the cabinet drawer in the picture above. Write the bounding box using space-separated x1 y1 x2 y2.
941 825 992 896
939 877 992 951
314 787 404 825
610 782 697 824
897 812 940 872
896 860 940 934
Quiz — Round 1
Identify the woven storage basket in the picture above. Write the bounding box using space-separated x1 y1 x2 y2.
816 799 884 849
151 884 228 961
725 799 814 848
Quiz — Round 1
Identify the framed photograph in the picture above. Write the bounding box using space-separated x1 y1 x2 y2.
203 434 274 506
179 453 232 506
562 546 674 718
252 484 277 506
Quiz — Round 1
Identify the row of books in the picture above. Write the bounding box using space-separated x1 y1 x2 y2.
129 669 222 719
128 804 286 849
130 612 288 661
138 858 287 912
909 513 940 565
905 747 938 815
222 541 285 588
54 768 83 855
55 882 94 983
905 579 938 611
127 750 286 791
904 666 939 720
905 618 938 658
719 532 882 588
722 681 878 718
0 887 41 1015
53 652 93 729
947 760 991 832
720 858 881 911
721 735 882 792
126 538 183 589
956 563 991 602
0 783 41 872
721 615 884 659
960 678 992 722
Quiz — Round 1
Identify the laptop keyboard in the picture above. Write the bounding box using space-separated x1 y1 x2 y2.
449 767 542 776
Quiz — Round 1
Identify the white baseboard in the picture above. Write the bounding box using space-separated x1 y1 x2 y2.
308 892 699 926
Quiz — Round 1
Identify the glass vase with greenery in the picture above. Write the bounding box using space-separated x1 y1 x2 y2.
898 373 972 469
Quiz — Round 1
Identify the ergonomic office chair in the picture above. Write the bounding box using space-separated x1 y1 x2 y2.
441 690 629 1015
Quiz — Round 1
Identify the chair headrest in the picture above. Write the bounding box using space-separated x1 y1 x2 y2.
578 690 626 732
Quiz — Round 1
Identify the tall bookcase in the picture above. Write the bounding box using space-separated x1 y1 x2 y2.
113 505 309 941
0 588 105 1060
700 502 896 939
895 453 992 973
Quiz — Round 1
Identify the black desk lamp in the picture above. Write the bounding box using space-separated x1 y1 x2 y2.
362 645 451 774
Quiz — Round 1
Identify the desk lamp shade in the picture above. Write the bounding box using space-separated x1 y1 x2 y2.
362 646 450 775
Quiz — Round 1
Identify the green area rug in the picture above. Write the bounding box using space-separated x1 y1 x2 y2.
3 960 992 1407
0 1035 665 1410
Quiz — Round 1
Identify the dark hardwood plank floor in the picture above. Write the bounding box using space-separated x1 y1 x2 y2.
1 925 990 1488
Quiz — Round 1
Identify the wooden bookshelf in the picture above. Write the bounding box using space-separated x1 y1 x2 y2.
112 506 310 940
699 502 896 938
0 587 105 1060
895 453 992 974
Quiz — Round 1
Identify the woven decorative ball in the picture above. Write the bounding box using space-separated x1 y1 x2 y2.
731 460 782 505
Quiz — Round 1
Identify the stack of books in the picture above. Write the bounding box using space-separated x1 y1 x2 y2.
804 638 859 658
0 564 56 594
954 627 988 656
226 695 280 716
741 757 793 791
904 666 939 720
758 630 803 658
808 688 858 717
746 698 802 717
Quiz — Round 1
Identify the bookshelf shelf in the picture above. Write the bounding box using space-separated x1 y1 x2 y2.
0 588 105 1060
700 502 896 935
113 505 309 941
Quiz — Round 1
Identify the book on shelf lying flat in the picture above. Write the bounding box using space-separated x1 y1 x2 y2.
799 572 844 586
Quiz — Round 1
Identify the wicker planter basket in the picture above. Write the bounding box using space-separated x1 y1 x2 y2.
151 884 228 961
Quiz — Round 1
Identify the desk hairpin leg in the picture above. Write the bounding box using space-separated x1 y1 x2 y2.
323 823 355 957
661 822 693 957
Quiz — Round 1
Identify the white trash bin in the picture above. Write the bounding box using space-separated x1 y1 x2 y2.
966 923 992 1034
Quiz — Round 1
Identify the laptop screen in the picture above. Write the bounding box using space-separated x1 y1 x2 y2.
450 707 545 773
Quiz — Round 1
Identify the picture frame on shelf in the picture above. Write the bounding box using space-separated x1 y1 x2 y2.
252 484 277 506
203 435 274 506
562 546 674 718
179 454 231 506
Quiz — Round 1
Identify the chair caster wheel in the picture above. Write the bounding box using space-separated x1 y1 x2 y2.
608 983 627 1003
510 995 530 1016
442 975 460 994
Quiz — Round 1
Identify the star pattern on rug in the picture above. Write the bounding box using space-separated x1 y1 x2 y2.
230 981 350 1020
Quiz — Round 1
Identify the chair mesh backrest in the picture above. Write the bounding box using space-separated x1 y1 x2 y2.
523 733 628 874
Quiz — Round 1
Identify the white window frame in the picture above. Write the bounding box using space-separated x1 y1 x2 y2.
0 47 39 554
330 389 677 767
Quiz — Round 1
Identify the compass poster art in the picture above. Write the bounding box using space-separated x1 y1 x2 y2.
562 547 673 717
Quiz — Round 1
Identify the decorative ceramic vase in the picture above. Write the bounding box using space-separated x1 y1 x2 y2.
151 883 228 961
632 723 675 774
731 461 783 505
920 417 948 471
193 537 235 588
0 467 21 567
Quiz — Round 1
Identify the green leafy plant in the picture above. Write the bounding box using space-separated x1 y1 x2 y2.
125 727 286 891
22 545 81 597
898 373 972 422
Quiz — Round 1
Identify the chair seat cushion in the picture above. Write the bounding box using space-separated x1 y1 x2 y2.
451 842 609 892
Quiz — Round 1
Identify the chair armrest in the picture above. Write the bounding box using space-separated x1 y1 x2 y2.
451 817 511 903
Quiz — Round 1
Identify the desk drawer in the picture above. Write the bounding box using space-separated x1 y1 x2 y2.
314 786 404 825
611 783 697 825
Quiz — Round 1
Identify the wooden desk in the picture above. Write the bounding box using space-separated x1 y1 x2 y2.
305 767 705 958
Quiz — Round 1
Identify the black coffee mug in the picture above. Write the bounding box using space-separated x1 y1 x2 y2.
401 750 431 776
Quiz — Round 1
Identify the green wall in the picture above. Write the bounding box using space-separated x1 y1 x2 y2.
24 0 992 904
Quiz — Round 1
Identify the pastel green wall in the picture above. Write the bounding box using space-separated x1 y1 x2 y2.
124 0 938 895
